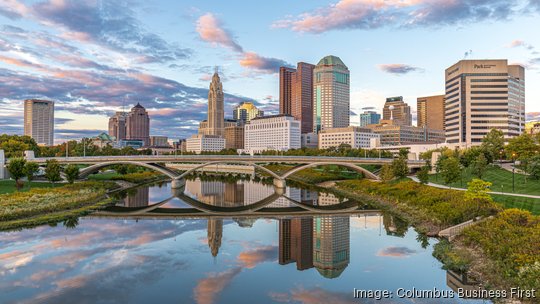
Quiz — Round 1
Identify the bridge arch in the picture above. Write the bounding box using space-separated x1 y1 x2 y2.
79 161 178 179
280 162 379 180
176 161 282 180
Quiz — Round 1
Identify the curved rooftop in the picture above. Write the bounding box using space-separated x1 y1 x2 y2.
317 55 347 68
315 266 346 279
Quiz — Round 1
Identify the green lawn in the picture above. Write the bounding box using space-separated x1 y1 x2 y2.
87 172 121 180
429 165 540 196
491 194 540 215
0 180 63 195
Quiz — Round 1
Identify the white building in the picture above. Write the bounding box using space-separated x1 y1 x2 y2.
24 99 54 146
244 115 301 153
186 135 225 154
318 126 380 149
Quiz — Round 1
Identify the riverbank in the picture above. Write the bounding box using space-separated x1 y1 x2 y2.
326 178 539 299
0 181 118 231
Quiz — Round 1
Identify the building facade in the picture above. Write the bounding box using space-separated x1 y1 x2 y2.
382 97 412 126
233 101 264 123
150 136 169 147
445 60 525 146
24 99 54 146
318 127 380 149
108 111 127 141
279 66 296 115
279 218 314 271
313 216 350 279
207 70 225 137
417 95 445 130
280 62 316 133
126 103 150 146
186 135 225 154
359 107 381 127
224 125 244 150
313 56 350 132
301 132 319 149
367 121 445 146
244 115 301 153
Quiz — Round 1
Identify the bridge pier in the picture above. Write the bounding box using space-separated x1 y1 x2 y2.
0 150 6 180
273 178 286 189
171 178 186 189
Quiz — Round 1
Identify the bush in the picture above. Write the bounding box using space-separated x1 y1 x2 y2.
432 240 471 273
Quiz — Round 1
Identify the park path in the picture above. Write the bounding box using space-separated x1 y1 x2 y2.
409 176 540 199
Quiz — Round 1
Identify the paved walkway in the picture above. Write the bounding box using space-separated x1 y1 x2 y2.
409 176 540 199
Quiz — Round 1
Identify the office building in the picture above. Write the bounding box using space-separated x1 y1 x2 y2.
301 132 318 149
280 62 316 133
224 124 244 150
186 135 225 154
279 218 314 271
244 115 301 153
207 219 223 257
199 119 237 135
108 111 127 141
150 136 169 147
313 216 350 279
318 126 380 149
126 103 150 146
417 95 445 130
207 70 225 137
279 66 296 115
313 56 350 132
233 101 263 123
359 107 381 127
382 97 412 126
367 120 445 146
445 59 525 146
23 99 54 146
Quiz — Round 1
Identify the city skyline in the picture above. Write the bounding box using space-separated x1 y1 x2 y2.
1 0 540 143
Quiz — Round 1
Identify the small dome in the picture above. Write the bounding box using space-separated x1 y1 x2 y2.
317 55 347 68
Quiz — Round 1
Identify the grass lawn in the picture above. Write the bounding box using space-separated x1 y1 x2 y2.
428 165 540 196
0 180 63 195
491 194 540 215
87 172 121 180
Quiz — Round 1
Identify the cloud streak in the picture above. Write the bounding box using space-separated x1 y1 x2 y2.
377 63 422 75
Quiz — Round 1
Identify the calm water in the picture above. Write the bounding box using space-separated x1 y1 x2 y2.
0 178 488 304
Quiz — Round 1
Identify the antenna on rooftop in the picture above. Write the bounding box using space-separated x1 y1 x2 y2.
214 66 219 74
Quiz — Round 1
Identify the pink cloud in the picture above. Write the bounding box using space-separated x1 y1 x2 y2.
239 52 289 74
237 245 277 269
193 267 242 304
196 13 243 52
377 63 422 75
270 287 357 304
376 246 417 258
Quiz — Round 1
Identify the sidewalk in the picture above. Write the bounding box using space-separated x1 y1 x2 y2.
409 176 540 199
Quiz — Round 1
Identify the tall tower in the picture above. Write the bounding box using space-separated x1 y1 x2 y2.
108 112 127 140
313 216 350 279
280 63 315 133
207 219 223 257
279 67 296 115
24 99 54 146
126 103 150 146
313 56 350 132
208 68 225 137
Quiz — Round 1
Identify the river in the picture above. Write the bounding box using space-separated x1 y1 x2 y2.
0 177 489 303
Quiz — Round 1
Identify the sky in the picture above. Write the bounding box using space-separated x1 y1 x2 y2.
1 0 540 143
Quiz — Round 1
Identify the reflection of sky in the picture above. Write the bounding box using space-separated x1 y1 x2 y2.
0 213 486 303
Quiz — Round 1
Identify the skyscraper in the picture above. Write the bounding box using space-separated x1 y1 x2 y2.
207 219 223 257
108 111 127 140
279 218 314 271
382 97 412 126
279 66 296 115
24 99 54 146
208 70 225 137
313 216 350 279
313 56 350 132
445 60 525 146
233 101 263 123
359 107 381 127
417 95 445 130
126 103 150 146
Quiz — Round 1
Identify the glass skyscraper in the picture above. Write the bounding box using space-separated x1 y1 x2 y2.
359 107 381 127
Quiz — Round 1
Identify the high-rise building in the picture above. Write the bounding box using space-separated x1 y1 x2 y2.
207 219 223 257
313 216 350 279
207 70 225 137
126 103 150 146
24 99 54 146
382 97 412 126
313 56 350 132
108 112 127 141
244 115 301 153
279 218 314 271
279 66 296 115
445 60 525 146
233 101 263 123
417 95 445 130
359 107 381 127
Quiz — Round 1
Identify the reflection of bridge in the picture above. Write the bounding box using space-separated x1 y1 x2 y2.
23 155 425 188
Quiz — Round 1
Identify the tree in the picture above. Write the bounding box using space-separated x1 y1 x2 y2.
527 155 540 180
6 157 26 190
380 164 394 182
398 148 410 159
23 162 39 188
506 133 538 162
64 164 79 184
465 179 493 203
471 153 488 179
417 166 430 184
440 157 461 186
480 129 505 163
45 159 62 184
391 157 409 179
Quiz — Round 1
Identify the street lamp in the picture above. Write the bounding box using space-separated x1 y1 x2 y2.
83 137 87 157
512 152 517 192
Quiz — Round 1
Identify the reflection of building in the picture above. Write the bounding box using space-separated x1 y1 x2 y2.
382 96 412 126
446 270 480 298
124 186 150 207
313 216 350 279
24 99 54 146
318 126 379 149
316 193 343 206
207 219 223 257
126 103 150 147
445 60 525 146
417 95 445 130
382 213 408 237
279 218 314 270
233 218 257 228
224 182 245 205
244 115 301 153
313 56 350 132
233 101 264 123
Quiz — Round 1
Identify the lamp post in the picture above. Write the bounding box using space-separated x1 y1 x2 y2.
83 137 87 157
512 152 517 192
